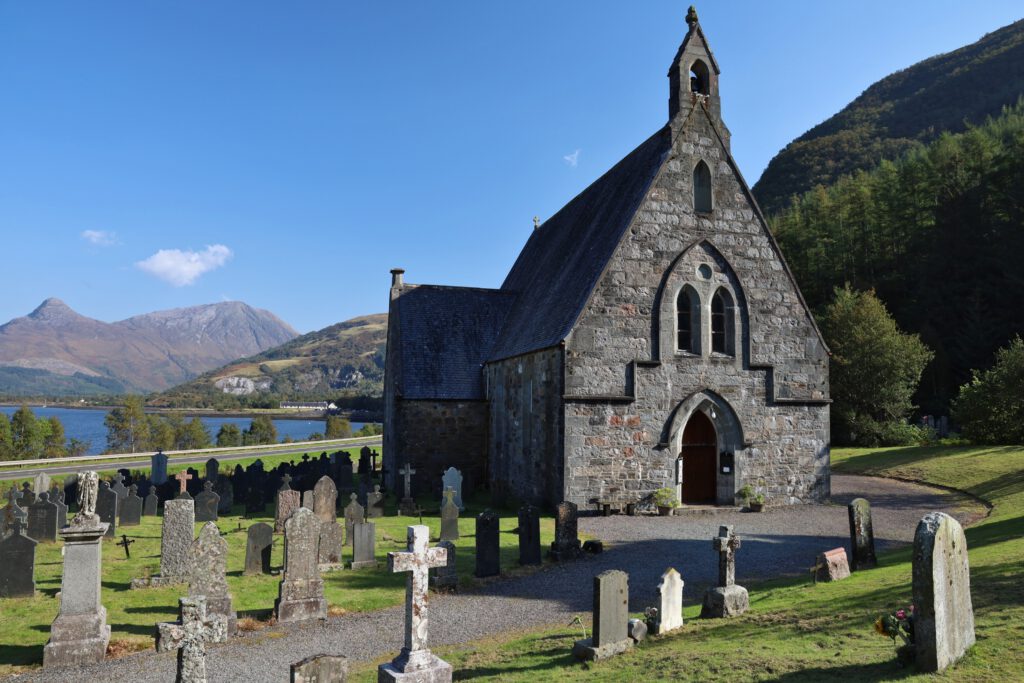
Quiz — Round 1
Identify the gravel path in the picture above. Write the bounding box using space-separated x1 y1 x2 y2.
11 474 983 682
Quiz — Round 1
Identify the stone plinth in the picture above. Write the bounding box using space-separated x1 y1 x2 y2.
292 654 349 683
700 584 748 618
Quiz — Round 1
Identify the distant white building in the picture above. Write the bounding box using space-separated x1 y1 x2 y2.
280 401 337 412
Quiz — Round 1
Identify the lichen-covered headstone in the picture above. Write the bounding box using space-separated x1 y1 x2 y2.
652 568 684 635
188 521 237 637
313 475 338 525
195 481 220 523
701 525 748 617
343 493 364 547
475 510 500 578
350 521 376 569
2 485 27 536
0 519 37 597
517 505 541 565
573 569 633 661
275 475 301 533
275 507 327 622
550 501 582 561
847 498 877 570
245 522 274 575
156 596 226 683
318 520 345 566
291 654 349 683
132 498 195 588
913 512 975 672
119 485 143 527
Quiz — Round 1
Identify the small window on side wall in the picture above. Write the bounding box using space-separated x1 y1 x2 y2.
694 160 712 214
711 288 735 356
677 287 699 354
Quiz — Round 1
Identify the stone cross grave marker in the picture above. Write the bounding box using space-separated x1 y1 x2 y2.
517 505 541 565
0 518 37 597
701 525 748 618
117 534 135 559
432 540 458 590
291 654 349 683
96 481 118 538
439 488 460 542
652 568 684 635
205 457 220 482
350 520 376 569
572 569 632 661
3 485 28 535
151 450 169 485
175 470 193 500
110 472 128 501
20 482 36 506
275 507 327 622
847 498 877 570
475 510 500 578
120 484 143 527
156 596 226 683
550 501 582 561
367 484 385 518
50 484 68 528
343 493 364 546
189 521 237 637
378 525 452 682
27 492 59 542
195 481 220 523
143 489 159 517
33 472 52 498
814 547 851 582
441 467 464 511
913 512 975 672
313 475 338 525
398 463 416 516
244 522 274 575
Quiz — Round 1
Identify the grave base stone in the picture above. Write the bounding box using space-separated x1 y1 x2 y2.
292 654 348 683
815 548 851 582
700 585 749 618
377 654 452 683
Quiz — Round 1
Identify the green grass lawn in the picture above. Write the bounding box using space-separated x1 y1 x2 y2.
345 445 1024 682
0 492 555 677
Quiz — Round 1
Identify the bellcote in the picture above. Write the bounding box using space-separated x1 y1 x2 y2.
668 6 722 124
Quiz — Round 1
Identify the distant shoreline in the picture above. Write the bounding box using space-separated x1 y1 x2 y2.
0 403 347 422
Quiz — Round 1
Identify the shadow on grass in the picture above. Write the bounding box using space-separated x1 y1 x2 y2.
452 646 577 680
108 622 162 637
768 660 916 682
123 605 178 617
0 644 42 667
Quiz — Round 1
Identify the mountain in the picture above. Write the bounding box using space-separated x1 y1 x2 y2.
152 313 387 407
0 298 299 395
753 17 1024 215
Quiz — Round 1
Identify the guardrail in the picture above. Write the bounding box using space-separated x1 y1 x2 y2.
0 435 381 469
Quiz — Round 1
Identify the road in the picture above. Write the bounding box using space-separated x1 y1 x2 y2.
0 439 382 483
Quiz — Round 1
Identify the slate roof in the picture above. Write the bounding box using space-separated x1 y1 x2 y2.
397 285 516 400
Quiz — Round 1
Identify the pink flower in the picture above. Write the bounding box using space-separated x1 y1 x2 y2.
896 609 906 620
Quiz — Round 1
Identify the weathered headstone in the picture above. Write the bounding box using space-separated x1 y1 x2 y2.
573 570 632 661
550 501 582 561
275 507 327 622
313 475 338 525
151 450 169 485
441 467 464 511
110 472 128 501
318 519 345 567
50 485 68 529
431 540 458 590
517 505 541 565
195 481 220 523
205 457 220 482
291 654 349 683
913 512 975 672
302 490 315 510
475 510 500 578
119 485 143 527
378 525 452 683
215 474 233 515
439 489 459 542
358 446 371 476
188 521 237 637
143 489 159 517
847 498 877 571
398 463 417 516
366 484 385 518
33 472 52 498
156 596 226 683
245 522 274 575
3 485 28 535
350 521 376 569
132 498 195 588
701 525 748 618
27 492 59 542
343 493 364 546
0 518 37 597
96 481 118 538
815 547 851 582
20 482 36 506
43 471 110 667
276 475 301 533
651 568 684 635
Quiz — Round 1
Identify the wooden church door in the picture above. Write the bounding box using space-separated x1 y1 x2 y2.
680 411 717 504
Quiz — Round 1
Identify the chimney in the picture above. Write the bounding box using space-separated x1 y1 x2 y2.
390 268 405 288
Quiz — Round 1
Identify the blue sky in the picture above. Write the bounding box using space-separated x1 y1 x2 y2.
1 1 1021 333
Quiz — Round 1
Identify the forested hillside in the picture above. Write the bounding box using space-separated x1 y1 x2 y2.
770 102 1024 414
754 17 1024 214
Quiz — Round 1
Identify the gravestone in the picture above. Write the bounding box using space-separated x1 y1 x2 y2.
20 482 35 506
701 525 748 618
550 501 582 561
350 521 376 569
343 493 364 546
475 510 500 578
195 481 221 523
43 471 110 667
151 450 169 485
358 446 371 476
96 481 118 538
135 477 152 498
366 484 385 518
378 525 452 683
275 507 327 622
318 519 345 566
441 467 464 511
302 490 315 510
439 489 460 542
815 547 851 582
188 522 237 637
186 468 202 497
27 492 59 542
572 570 632 661
0 519 37 597
275 475 301 533
175 470 194 500
431 540 458 590
847 498 877 571
119 485 143 527
245 522 274 575
110 472 128 501
651 568 684 635
156 596 226 683
291 654 348 683
50 485 68 528
2 485 27 535
398 463 417 516
913 512 975 672
215 474 233 515
246 478 266 515
33 472 52 498
517 505 541 566
143 489 159 517
334 452 353 489
232 464 246 500
205 457 220 482
132 498 195 588
313 476 338 525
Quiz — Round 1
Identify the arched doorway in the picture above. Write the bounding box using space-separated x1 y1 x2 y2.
679 411 717 504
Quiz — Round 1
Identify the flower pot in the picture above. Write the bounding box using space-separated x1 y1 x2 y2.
658 506 674 517
749 502 764 513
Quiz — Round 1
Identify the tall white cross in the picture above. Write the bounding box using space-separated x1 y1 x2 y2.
398 463 416 499
388 525 447 668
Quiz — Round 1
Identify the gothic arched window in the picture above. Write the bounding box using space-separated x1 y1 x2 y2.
694 160 712 214
711 288 735 355
677 287 699 354
690 60 710 95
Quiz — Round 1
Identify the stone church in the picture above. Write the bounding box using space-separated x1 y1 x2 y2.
383 8 830 510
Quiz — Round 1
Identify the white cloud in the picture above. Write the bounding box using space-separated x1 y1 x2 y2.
135 244 233 287
563 149 581 167
81 229 118 246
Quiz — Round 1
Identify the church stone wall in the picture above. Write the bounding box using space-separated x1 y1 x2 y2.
562 107 829 509
485 348 564 508
393 399 488 497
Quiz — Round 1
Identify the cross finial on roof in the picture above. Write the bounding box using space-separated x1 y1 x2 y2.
686 5 699 28
533 216 540 229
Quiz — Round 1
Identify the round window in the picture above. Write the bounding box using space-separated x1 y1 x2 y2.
697 264 713 280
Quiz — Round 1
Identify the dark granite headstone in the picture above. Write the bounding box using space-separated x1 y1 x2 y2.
27 492 59 542
49 485 68 529
244 522 274 575
195 481 220 523
357 446 371 476
572 569 632 660
550 501 582 561
110 473 129 501
518 505 541 566
475 510 500 578
334 453 353 489
205 458 220 482
144 490 159 517
96 481 118 538
119 485 143 527
0 519 37 597
3 485 27 535
343 493 364 546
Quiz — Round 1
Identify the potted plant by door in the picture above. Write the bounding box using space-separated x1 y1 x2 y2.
739 485 765 512
749 493 765 513
653 488 678 516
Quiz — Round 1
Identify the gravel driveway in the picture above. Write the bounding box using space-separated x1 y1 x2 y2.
10 474 983 682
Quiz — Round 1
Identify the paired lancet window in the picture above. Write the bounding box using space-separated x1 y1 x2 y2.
693 160 712 214
677 286 734 357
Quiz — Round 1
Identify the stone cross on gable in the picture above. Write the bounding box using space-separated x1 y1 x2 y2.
175 470 192 495
157 596 226 683
713 525 741 588
399 464 416 499
388 525 447 665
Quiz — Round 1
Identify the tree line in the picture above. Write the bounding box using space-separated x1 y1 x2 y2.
0 406 86 460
